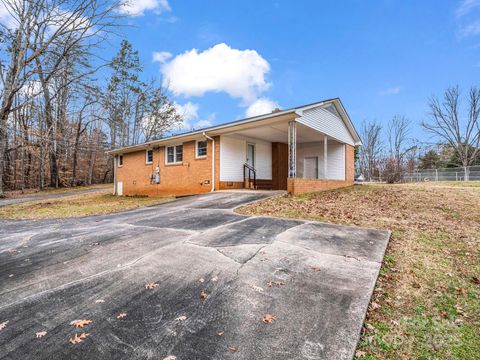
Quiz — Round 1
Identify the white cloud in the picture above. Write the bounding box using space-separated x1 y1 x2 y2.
152 51 173 63
379 86 401 95
194 114 215 129
173 101 215 130
459 20 480 37
0 2 16 28
118 0 170 17
456 0 480 17
174 101 198 122
161 43 271 103
245 98 279 118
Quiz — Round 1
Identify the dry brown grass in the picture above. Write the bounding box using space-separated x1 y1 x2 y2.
237 182 480 359
4 184 111 198
0 190 174 219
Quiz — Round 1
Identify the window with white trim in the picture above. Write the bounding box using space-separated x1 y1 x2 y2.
118 155 123 167
166 145 183 164
196 140 207 158
146 149 153 164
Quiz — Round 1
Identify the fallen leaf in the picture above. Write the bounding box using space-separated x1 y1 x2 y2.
211 276 218 282
471 276 480 285
267 281 285 288
145 283 159 289
355 350 367 357
36 331 47 338
95 299 105 303
69 332 89 344
369 302 380 311
311 266 321 272
175 315 187 321
70 319 92 328
262 314 277 324
199 278 205 283
162 356 177 360
200 290 208 300
228 346 238 352
8 274 13 278
455 287 466 295
0 321 9 331
117 313 127 319
217 331 224 336
251 285 264 293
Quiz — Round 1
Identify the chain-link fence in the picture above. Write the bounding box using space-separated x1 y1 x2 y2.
403 165 480 182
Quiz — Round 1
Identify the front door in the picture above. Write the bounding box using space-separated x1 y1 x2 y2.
304 157 318 179
247 143 255 168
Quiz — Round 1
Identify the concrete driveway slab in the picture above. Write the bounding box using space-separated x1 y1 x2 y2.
0 191 390 360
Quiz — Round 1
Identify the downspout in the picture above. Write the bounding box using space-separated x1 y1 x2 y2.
113 155 117 195
203 132 215 192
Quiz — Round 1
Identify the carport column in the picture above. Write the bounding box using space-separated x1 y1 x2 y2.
323 135 328 179
288 121 296 178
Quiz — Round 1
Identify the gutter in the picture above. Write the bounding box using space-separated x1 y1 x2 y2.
113 155 117 195
203 132 215 192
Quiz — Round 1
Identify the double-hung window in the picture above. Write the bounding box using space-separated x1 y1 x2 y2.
146 149 153 164
196 140 207 158
166 144 183 164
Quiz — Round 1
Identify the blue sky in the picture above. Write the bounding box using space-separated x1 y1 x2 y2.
114 0 479 140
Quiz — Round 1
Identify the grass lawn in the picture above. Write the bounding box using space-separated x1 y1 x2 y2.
237 182 480 360
0 190 174 219
3 184 111 198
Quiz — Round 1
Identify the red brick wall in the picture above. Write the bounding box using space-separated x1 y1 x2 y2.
115 139 215 196
345 144 355 182
287 178 353 195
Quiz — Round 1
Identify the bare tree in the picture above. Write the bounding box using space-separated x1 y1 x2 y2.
384 115 416 183
359 120 383 181
422 86 480 180
0 0 118 195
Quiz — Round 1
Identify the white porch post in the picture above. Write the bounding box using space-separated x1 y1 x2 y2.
288 121 296 178
323 135 328 179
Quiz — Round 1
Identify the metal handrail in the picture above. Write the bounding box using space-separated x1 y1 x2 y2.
243 163 257 189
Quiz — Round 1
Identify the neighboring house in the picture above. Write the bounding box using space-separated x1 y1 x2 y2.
109 98 361 196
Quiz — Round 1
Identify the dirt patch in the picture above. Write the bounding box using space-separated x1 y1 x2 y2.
237 183 480 359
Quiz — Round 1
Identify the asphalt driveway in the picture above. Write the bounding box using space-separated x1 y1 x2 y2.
0 191 390 360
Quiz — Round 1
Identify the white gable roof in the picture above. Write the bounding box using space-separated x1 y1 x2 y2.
295 102 357 145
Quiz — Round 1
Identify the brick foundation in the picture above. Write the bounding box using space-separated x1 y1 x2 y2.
287 178 354 195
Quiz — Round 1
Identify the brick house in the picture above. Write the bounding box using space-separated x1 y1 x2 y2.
109 98 361 196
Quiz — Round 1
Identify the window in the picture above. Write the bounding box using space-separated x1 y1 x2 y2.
146 149 153 164
196 140 207 158
118 155 123 167
175 145 183 162
166 144 183 164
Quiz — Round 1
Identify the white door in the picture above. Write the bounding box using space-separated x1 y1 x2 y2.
246 143 255 168
117 181 123 196
304 157 318 179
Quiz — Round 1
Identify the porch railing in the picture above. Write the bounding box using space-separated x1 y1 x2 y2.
243 163 257 189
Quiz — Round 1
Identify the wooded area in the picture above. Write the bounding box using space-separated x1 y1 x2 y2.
0 0 180 196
